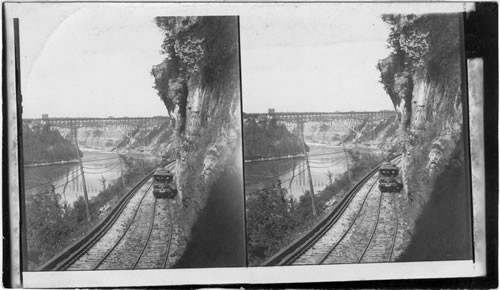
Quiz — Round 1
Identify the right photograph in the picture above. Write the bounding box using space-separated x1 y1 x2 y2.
242 8 473 266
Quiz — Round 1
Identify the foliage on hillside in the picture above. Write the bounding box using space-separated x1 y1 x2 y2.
378 14 461 130
246 151 383 265
26 156 158 270
243 118 306 160
377 13 463 207
151 16 242 262
152 16 239 134
23 124 79 163
377 13 470 260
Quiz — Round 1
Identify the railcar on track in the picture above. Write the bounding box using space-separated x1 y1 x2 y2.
378 161 403 192
152 168 177 199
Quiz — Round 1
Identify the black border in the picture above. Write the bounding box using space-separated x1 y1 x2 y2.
465 2 499 288
459 7 475 263
1 1 497 288
13 18 28 280
1 3 11 289
237 16 249 268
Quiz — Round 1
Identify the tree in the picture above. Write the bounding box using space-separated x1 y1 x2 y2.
26 188 76 266
23 123 79 164
243 118 304 160
246 187 296 264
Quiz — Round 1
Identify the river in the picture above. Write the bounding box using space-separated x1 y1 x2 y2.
24 149 124 205
244 144 350 200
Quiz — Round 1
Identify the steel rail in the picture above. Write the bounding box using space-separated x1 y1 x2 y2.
93 184 153 270
262 155 401 266
388 192 399 262
357 190 385 263
38 161 175 271
133 198 158 269
329 157 402 264
318 177 379 264
162 200 174 269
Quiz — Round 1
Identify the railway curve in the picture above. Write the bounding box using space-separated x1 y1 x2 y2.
263 155 402 266
39 161 177 271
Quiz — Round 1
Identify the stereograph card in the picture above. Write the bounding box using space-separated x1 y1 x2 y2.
2 1 494 288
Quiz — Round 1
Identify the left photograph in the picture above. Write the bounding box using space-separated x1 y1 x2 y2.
19 13 244 270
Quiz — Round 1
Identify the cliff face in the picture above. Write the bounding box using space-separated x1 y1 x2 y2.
74 122 174 155
151 17 241 239
378 14 465 221
339 115 399 150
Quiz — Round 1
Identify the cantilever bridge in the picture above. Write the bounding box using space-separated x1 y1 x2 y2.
22 116 172 129
244 110 396 124
22 116 173 146
243 109 397 135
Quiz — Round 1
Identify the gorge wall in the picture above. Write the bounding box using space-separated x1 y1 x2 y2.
339 115 398 150
72 121 174 156
378 13 471 259
151 16 242 253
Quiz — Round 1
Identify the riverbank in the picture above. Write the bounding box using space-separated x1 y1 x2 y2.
246 149 383 265
245 144 350 200
26 153 159 270
24 160 79 168
244 154 305 163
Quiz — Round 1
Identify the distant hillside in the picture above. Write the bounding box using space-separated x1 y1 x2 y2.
243 118 306 160
23 124 79 164
301 115 399 152
341 115 399 150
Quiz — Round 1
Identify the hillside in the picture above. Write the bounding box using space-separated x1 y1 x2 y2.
339 115 398 150
72 121 174 157
377 13 471 260
151 17 244 266
23 124 80 164
243 118 305 160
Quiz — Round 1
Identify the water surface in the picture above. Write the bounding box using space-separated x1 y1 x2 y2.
244 145 349 199
24 150 123 205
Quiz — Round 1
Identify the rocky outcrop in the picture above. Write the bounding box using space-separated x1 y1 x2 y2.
71 122 175 157
340 115 399 150
377 13 466 254
151 17 241 241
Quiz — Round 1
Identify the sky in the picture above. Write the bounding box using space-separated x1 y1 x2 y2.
19 5 167 118
239 6 394 113
12 3 468 118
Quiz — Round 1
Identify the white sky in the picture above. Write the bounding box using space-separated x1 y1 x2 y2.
11 3 468 118
240 6 393 113
19 5 166 118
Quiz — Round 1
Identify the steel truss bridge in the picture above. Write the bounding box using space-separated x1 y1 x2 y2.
244 110 396 124
22 116 171 129
22 116 173 146
243 110 397 136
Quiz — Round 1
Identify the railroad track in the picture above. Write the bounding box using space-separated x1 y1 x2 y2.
39 162 176 271
263 156 402 266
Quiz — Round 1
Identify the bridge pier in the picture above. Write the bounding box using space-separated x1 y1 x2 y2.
70 124 91 222
299 122 318 217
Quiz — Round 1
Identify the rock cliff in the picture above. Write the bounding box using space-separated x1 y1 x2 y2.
379 13 463 205
378 14 470 259
151 17 242 246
